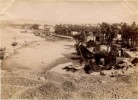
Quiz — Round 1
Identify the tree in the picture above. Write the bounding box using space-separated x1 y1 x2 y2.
31 24 39 30
120 23 130 48
130 22 138 48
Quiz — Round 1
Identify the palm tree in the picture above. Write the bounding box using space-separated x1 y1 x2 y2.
130 22 138 48
100 22 109 42
120 23 130 48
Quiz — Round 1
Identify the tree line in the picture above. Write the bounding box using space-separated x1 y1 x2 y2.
54 22 138 48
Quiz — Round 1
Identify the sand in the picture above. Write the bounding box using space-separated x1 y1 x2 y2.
1 26 138 99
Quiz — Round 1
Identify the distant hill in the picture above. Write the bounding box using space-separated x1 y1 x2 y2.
0 19 53 25
0 13 54 25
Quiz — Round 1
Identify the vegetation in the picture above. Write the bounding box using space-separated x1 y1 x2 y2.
54 22 138 48
31 24 39 30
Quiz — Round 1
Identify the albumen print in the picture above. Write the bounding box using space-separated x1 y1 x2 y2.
0 0 138 99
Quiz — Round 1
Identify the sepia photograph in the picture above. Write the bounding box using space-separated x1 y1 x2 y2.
0 0 138 99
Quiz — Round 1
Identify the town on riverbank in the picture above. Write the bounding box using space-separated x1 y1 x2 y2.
1 21 138 99
0 0 138 99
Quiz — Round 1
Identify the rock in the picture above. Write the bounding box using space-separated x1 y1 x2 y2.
101 80 107 84
99 71 106 76
38 77 45 81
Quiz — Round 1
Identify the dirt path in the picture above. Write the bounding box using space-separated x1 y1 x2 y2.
9 86 28 99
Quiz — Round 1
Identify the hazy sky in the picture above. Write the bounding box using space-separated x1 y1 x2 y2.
0 0 138 24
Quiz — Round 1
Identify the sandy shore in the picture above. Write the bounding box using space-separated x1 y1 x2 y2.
1 27 138 99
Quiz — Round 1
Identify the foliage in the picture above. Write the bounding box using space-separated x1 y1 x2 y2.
54 22 138 48
31 24 39 30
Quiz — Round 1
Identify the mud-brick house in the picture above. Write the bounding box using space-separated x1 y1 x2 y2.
33 25 55 37
91 32 104 43
44 25 55 36
71 31 79 36
86 32 96 42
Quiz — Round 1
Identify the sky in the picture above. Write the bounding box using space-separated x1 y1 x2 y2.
0 0 138 24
